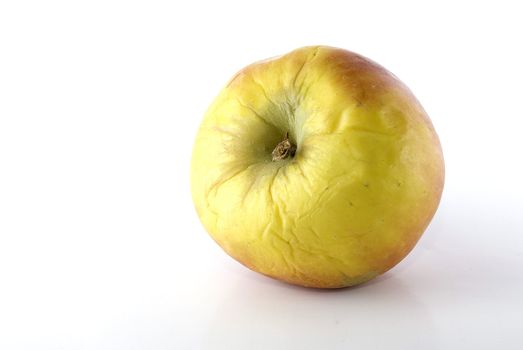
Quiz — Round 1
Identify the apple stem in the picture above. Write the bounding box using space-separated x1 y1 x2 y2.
271 132 297 161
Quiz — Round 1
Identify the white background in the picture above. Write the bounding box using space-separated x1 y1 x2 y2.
1 1 522 349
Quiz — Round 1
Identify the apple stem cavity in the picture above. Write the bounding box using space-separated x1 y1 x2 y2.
271 132 297 161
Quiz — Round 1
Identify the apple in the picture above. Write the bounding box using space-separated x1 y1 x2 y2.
191 46 444 288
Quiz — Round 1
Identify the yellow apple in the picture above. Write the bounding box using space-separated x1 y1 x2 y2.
191 46 444 288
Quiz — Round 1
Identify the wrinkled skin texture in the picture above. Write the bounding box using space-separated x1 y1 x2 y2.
191 46 444 288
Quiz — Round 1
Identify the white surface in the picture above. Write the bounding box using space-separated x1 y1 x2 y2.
1 1 522 349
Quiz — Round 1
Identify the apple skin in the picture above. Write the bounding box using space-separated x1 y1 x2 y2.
191 46 444 288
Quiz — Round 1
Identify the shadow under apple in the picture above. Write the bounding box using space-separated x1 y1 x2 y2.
201 272 438 350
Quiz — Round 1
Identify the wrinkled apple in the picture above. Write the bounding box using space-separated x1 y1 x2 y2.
191 46 444 288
